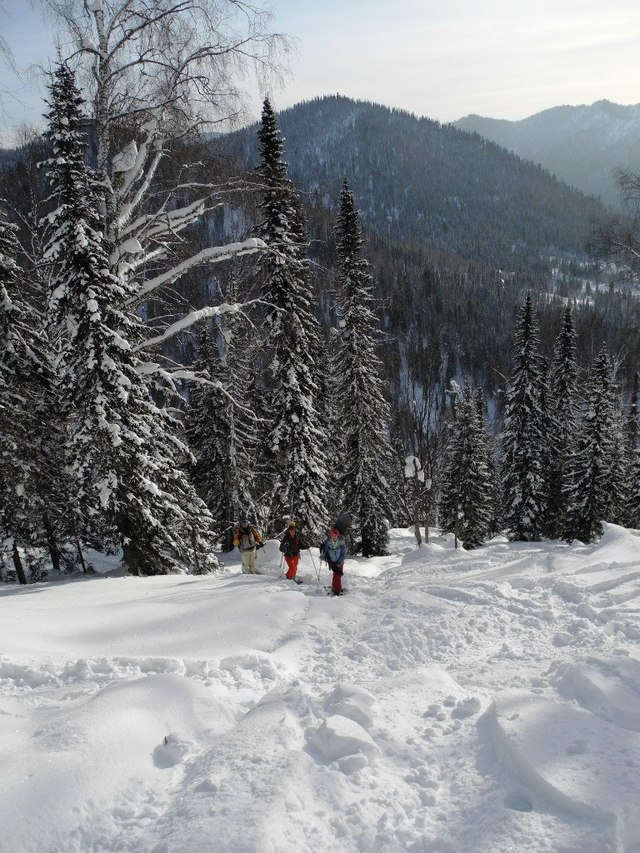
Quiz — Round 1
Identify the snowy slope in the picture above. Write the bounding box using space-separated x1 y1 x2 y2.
1 526 640 852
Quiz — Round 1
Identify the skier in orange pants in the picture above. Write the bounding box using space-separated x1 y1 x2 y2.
279 521 306 581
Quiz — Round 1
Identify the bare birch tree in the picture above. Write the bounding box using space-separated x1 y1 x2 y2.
36 0 290 354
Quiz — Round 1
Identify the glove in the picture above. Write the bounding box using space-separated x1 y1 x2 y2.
256 542 265 550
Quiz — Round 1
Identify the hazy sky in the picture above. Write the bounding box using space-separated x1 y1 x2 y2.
1 0 639 143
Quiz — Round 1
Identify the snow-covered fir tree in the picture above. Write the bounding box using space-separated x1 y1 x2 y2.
334 179 393 557
0 204 44 581
438 384 493 549
566 345 622 543
475 386 502 535
625 373 640 528
186 296 259 551
41 63 220 576
254 98 327 537
501 292 547 541
545 307 579 539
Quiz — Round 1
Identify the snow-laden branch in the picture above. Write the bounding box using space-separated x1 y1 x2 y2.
126 237 266 306
133 297 269 351
136 359 261 420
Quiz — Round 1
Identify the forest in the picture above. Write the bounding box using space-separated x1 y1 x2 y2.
2 0 640 584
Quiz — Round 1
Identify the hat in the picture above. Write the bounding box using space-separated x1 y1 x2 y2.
330 527 340 537
288 520 297 528
240 515 249 524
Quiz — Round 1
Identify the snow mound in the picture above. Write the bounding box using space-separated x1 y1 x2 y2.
0 673 231 852
312 714 381 770
580 523 640 566
491 689 640 822
325 683 375 728
560 657 640 731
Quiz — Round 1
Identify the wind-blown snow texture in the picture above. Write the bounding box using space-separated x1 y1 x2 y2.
2 525 640 852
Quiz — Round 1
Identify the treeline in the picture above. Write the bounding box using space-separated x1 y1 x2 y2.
430 294 640 550
2 7 639 585
0 69 394 581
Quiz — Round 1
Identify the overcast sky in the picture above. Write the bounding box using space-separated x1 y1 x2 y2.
1 0 639 144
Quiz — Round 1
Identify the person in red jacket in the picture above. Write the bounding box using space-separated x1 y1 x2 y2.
279 520 306 581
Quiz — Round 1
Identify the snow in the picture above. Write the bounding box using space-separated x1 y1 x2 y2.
2 523 640 851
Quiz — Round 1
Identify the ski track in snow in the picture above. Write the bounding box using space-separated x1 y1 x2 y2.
1 525 640 852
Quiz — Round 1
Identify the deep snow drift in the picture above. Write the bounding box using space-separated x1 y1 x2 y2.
2 524 640 852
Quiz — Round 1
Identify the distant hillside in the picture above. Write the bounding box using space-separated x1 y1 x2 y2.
217 96 640 399
454 100 640 210
226 95 608 276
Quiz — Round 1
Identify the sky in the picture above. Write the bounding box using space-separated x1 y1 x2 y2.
2 523 640 851
1 0 640 144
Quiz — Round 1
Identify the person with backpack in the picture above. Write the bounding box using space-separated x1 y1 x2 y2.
320 527 346 596
233 516 264 574
279 520 306 582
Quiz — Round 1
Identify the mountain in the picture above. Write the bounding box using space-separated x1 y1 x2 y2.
219 95 640 397
454 100 640 209
228 95 607 277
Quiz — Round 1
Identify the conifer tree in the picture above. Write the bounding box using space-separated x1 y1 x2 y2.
566 345 621 542
475 387 502 535
186 300 259 551
545 307 579 539
626 373 640 528
439 384 493 549
255 98 327 537
0 205 43 581
334 179 393 557
501 293 547 541
42 63 219 575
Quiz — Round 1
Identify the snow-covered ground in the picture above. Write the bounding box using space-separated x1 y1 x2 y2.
2 524 640 853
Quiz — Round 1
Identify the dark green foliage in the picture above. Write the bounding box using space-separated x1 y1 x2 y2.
438 384 494 549
566 346 622 542
186 303 259 551
42 63 220 575
545 308 579 539
255 99 328 537
501 293 547 541
626 373 640 528
334 180 393 557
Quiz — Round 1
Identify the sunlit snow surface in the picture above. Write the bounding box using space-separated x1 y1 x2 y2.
2 525 640 852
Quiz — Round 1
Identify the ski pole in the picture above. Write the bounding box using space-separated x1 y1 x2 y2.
308 547 321 582
309 548 324 594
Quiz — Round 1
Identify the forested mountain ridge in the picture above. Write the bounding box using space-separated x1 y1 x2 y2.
225 94 608 277
216 95 640 400
454 100 640 210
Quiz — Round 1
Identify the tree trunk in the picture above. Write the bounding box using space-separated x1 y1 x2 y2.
12 543 27 585
44 515 62 574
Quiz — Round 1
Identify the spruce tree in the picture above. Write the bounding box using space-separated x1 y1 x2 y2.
334 179 393 557
626 373 640 528
501 293 547 541
186 305 259 551
41 63 219 575
439 384 493 549
475 387 502 535
545 307 579 539
0 204 44 581
255 98 327 537
566 345 621 543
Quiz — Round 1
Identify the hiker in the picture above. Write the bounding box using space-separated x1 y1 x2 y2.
279 520 306 581
320 527 346 595
233 516 264 574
